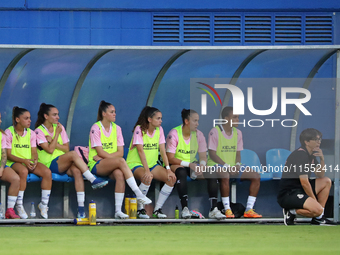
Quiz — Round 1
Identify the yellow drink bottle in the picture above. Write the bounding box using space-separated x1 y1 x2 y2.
129 196 137 219
125 196 130 217
74 218 89 225
89 200 96 225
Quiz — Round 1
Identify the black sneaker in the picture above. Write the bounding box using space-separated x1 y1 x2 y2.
283 208 296 226
137 209 150 219
311 216 337 226
153 208 167 218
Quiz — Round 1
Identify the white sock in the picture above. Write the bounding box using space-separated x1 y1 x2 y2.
41 190 51 205
246 196 256 211
316 208 324 219
83 170 96 183
126 177 144 198
115 193 124 213
7 196 17 209
290 209 296 215
77 192 85 207
222 197 231 210
138 183 150 210
16 191 24 206
154 184 173 211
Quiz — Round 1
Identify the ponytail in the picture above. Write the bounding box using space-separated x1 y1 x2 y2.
133 106 160 134
12 106 29 126
181 109 197 125
35 103 56 129
97 100 113 121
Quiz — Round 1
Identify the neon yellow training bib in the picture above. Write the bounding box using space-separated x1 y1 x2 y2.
37 124 65 168
6 126 32 166
126 126 160 169
207 126 238 166
173 125 198 163
88 121 117 171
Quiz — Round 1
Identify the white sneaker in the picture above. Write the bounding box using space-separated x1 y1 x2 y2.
115 211 129 219
181 207 191 219
153 208 167 219
38 202 49 219
137 209 150 219
15 205 28 219
209 207 226 220
137 196 152 205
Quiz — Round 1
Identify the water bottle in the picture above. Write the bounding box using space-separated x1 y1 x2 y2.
129 196 137 219
124 195 131 217
30 202 36 218
0 203 4 219
175 205 179 219
74 218 89 225
89 200 96 225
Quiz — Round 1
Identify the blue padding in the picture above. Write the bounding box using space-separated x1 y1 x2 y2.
52 173 74 182
241 149 272 181
27 173 42 182
266 148 291 179
123 147 129 160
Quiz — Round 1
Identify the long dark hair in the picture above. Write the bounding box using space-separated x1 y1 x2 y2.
35 103 56 129
181 109 197 125
133 106 160 134
12 106 29 127
97 100 113 121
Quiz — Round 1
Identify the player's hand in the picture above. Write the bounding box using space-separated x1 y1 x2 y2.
166 169 176 185
93 155 103 162
229 165 239 176
23 159 35 171
45 135 52 143
142 170 153 185
189 163 203 176
56 123 63 134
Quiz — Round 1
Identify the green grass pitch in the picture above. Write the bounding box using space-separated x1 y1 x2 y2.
0 224 339 254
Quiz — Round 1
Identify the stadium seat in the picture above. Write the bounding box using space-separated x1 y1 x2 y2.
27 173 42 182
265 148 291 179
52 173 74 182
241 149 272 181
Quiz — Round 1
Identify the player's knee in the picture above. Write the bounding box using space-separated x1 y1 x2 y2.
324 177 332 187
20 168 28 178
70 151 78 160
118 158 126 167
311 206 323 217
175 167 187 180
10 173 20 186
114 170 125 181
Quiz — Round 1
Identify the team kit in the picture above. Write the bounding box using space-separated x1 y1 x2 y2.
0 102 336 225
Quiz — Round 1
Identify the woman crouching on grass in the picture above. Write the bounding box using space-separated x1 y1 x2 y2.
88 101 152 219
35 103 109 218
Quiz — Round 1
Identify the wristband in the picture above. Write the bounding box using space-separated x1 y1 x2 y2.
235 162 241 166
200 160 207 166
166 166 171 170
180 161 190 167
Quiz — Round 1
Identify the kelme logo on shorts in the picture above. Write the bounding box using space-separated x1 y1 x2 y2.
297 194 304 199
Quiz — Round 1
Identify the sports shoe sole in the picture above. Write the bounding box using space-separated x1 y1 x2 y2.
92 180 109 190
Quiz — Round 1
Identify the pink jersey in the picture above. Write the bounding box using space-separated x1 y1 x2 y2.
90 122 124 148
130 125 165 150
166 127 207 154
35 124 69 145
1 131 7 149
208 126 243 151
5 128 37 148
